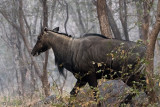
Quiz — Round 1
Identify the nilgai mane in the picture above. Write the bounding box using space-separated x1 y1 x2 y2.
31 27 147 105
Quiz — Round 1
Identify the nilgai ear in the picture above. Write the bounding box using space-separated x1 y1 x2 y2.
44 27 48 32
52 27 59 32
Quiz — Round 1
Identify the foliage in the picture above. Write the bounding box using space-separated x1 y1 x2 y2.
0 0 160 106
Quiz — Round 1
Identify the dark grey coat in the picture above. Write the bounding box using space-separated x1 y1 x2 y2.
31 29 147 105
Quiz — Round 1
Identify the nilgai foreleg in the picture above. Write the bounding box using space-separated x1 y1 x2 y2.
70 79 87 97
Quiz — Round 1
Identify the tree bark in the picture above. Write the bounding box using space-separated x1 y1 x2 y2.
106 3 122 40
97 0 112 38
135 1 144 39
119 0 129 40
50 0 56 28
64 0 69 34
18 0 27 97
75 0 86 34
41 0 50 97
145 0 160 103
142 0 153 43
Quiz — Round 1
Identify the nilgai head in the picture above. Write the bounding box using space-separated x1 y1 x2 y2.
31 27 52 56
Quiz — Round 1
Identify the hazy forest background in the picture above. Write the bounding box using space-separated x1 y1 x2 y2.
0 0 160 106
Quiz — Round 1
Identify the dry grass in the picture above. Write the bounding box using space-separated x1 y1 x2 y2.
0 78 160 107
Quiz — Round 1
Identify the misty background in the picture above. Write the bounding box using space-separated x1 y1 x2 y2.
0 0 159 105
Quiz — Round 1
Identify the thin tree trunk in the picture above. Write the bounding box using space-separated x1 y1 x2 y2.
31 7 40 92
135 1 144 39
0 78 4 95
145 0 160 103
69 4 83 36
18 0 27 97
87 1 97 33
64 0 69 34
119 0 129 40
155 41 160 75
50 0 56 28
41 0 50 97
106 3 122 40
97 0 112 38
16 69 21 96
22 10 36 91
75 0 86 34
142 0 153 43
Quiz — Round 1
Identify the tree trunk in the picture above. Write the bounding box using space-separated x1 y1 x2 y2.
145 0 160 103
87 1 97 33
41 0 50 97
142 0 153 43
64 0 69 34
135 1 144 39
50 0 56 28
119 0 129 40
106 3 122 40
75 0 86 34
97 0 112 38
18 0 27 97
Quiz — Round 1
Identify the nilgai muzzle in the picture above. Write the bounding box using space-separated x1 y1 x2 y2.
31 27 147 106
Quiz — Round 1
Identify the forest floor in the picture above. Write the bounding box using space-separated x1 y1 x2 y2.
0 79 160 107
